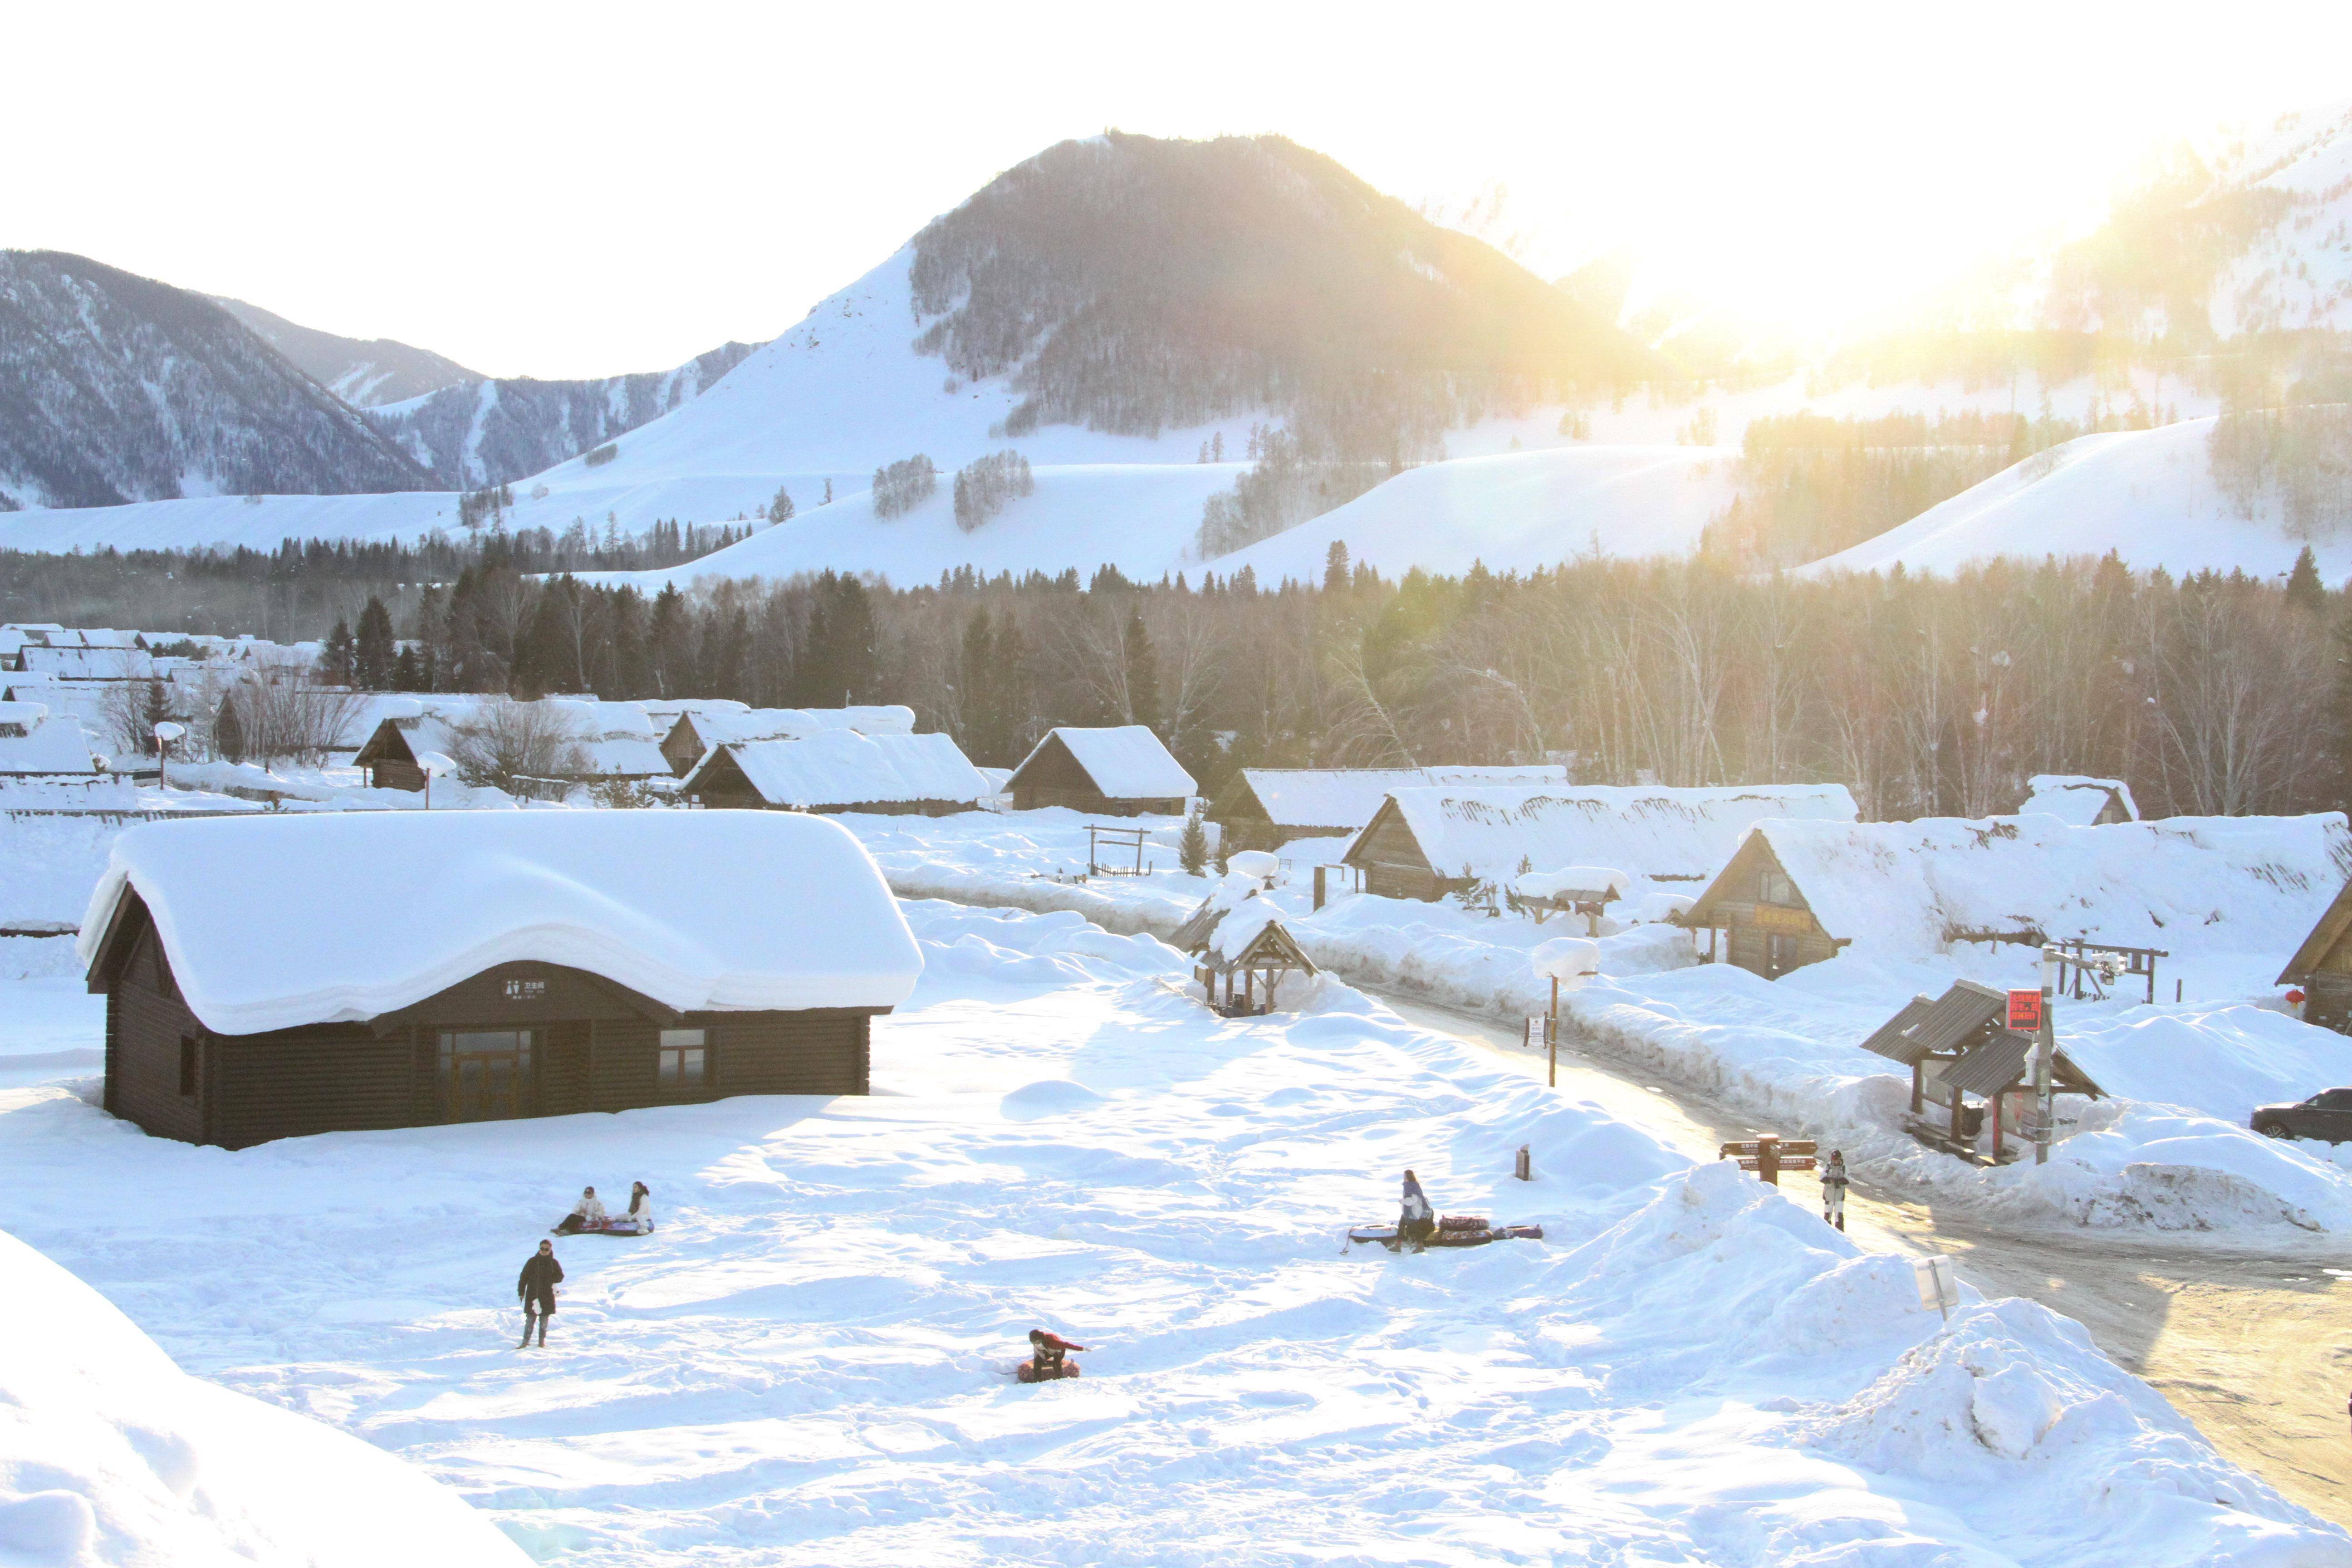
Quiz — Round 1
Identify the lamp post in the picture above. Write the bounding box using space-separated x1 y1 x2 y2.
151 720 186 791
1531 937 1601 1088
415 750 454 810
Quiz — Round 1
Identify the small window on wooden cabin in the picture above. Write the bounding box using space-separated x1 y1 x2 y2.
177 1035 197 1097
658 1029 708 1093
1759 870 1798 907
0 720 25 739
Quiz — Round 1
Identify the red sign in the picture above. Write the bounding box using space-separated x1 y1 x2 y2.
2007 989 2043 1032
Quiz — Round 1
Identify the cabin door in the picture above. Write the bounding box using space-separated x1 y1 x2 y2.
440 1029 536 1121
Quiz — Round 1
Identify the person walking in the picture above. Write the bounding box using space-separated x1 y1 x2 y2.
1821 1150 1849 1233
1398 1169 1436 1253
518 1240 563 1347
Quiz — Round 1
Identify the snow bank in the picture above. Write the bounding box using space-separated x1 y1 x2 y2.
0 1228 527 1567
79 810 922 1034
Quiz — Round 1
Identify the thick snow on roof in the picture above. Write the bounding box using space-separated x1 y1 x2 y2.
0 705 100 774
17 645 153 680
1747 813 2352 960
78 811 922 1034
1206 895 1285 961
695 706 917 747
1237 765 1569 830
1376 784 1858 885
2020 774 2139 825
709 731 990 808
0 1228 531 1566
393 700 671 779
1031 726 1196 800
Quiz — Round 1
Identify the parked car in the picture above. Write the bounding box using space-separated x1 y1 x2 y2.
2250 1088 2352 1142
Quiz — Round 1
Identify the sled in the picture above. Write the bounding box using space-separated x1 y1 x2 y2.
1015 1360 1083 1383
1346 1222 1543 1251
549 1220 654 1237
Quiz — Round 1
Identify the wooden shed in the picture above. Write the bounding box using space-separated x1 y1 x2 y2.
2279 879 2352 1034
1207 765 1569 855
1856 980 2104 1161
1675 829 1850 978
681 731 989 815
84 810 922 1149
659 704 920 777
1005 726 1196 815
1340 783 1858 905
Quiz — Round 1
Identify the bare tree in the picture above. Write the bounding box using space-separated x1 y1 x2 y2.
446 699 591 791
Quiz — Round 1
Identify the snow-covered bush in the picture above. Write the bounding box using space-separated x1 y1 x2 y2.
444 698 589 790
951 450 1033 531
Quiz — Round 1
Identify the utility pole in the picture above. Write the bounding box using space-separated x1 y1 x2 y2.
2034 944 2058 1166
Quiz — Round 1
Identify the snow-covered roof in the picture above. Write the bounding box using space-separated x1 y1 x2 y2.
0 705 101 775
376 699 671 779
699 731 989 808
2019 774 2139 825
639 698 751 722
1230 765 1570 830
79 811 924 1035
1361 784 1858 886
1020 726 1196 800
1713 813 2352 960
16 646 153 680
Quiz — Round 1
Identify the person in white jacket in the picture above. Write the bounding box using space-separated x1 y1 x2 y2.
555 1186 608 1234
613 1181 654 1234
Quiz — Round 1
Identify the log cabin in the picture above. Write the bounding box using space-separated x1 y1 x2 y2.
681 730 989 815
1206 765 1569 855
1004 726 1195 815
351 698 670 791
658 704 918 777
2279 879 2352 1033
85 810 922 1148
1339 783 1858 904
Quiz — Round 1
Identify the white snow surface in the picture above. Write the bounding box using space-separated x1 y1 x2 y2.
0 705 103 775
0 1228 530 1567
1802 418 2352 580
1019 725 1196 800
0 896 2340 1564
1230 765 1569 833
700 731 990 808
1737 812 2352 962
76 810 921 1034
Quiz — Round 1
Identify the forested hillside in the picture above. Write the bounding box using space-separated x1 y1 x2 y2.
212 296 479 407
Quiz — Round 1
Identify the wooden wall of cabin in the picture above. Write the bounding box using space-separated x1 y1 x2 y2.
2305 972 2352 1034
208 1028 418 1150
1346 812 1449 902
373 757 426 791
105 922 208 1144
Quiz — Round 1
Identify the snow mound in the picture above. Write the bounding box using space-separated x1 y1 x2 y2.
999 1078 1108 1119
0 1228 527 1567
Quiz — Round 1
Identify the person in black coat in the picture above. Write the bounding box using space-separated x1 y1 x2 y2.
1397 1169 1436 1253
518 1240 563 1348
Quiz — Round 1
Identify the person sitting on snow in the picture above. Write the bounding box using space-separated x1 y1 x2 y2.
1018 1329 1086 1382
609 1182 654 1234
555 1186 608 1234
1820 1151 1849 1233
1398 1169 1436 1252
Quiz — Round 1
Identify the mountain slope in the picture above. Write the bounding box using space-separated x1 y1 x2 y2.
211 295 479 407
0 250 430 510
365 340 759 489
1796 416 2352 579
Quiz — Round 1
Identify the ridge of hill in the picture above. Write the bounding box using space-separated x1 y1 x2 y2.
210 295 479 407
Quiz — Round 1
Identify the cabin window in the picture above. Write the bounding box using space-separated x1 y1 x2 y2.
1767 933 1802 971
658 1029 709 1093
1759 871 1797 906
178 1035 197 1097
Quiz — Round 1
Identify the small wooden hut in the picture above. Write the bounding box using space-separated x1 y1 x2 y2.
1674 831 1848 978
1172 893 1318 1016
2279 879 2352 1033
1856 981 2104 1161
85 810 921 1149
1005 726 1195 815
1207 766 1571 855
681 731 988 815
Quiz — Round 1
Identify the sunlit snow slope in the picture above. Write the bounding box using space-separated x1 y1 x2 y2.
1800 416 2352 580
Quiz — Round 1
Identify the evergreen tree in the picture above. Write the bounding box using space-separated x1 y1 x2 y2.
320 618 356 685
354 596 396 689
648 584 693 699
516 580 579 695
2287 545 2326 612
1178 800 1208 875
391 644 423 691
1123 606 1161 731
958 607 1000 761
1324 539 1351 592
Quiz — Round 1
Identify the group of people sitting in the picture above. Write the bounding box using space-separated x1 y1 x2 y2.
554 1182 655 1235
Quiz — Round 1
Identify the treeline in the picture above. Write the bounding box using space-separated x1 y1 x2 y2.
24 538 2352 820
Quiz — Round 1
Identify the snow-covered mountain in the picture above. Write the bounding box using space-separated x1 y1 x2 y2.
364 339 759 490
0 251 429 510
211 295 478 407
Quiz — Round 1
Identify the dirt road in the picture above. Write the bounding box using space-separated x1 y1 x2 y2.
1376 990 2352 1525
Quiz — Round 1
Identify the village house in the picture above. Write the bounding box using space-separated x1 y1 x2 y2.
657 703 916 777
682 730 990 814
2278 879 2352 1034
1207 764 1570 855
1004 725 1195 815
2017 774 2138 826
84 811 922 1149
1339 783 1858 904
351 698 671 792
1680 812 2352 980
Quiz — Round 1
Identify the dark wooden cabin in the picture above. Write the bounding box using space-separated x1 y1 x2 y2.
1339 795 1459 902
1676 830 1849 979
1004 726 1194 816
351 715 430 790
91 892 881 1149
2279 879 2352 1034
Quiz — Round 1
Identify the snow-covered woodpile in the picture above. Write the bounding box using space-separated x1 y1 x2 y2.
1685 812 2352 978
1005 725 1195 815
81 810 923 1147
1341 783 1859 903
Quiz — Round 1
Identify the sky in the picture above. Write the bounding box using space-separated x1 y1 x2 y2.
9 2 2352 380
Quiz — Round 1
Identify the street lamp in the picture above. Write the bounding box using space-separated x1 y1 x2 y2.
151 720 186 790
1531 936 1601 1088
415 750 454 810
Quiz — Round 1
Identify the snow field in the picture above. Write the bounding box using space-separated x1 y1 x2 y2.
3 897 2340 1565
831 808 2352 1235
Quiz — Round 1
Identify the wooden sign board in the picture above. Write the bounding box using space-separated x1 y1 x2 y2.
1720 1140 1817 1158
1752 904 1813 934
2006 989 2043 1033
